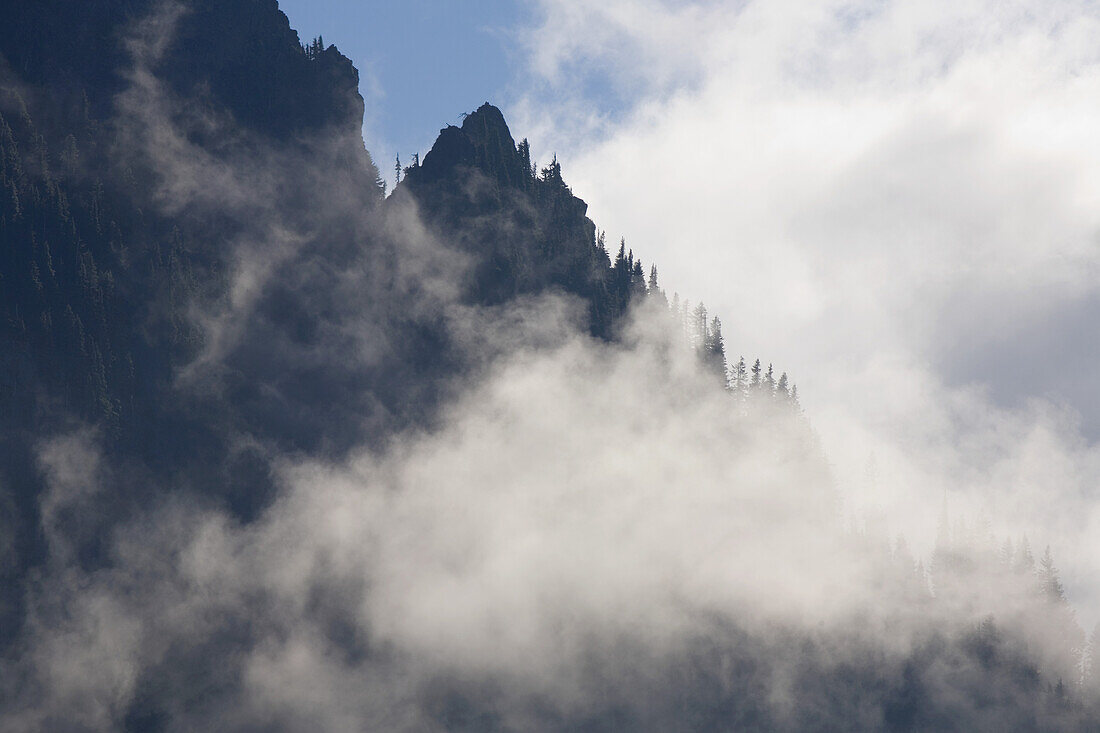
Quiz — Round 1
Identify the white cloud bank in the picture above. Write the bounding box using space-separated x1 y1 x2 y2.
510 0 1100 615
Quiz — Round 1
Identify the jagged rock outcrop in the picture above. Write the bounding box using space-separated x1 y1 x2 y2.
400 103 629 335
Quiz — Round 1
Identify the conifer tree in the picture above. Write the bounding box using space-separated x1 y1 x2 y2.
777 372 789 400
541 154 563 184
647 265 668 307
1083 624 1100 691
705 316 727 385
374 163 387 196
394 154 402 186
518 138 532 180
732 356 748 397
692 302 708 348
632 258 646 297
1039 545 1066 603
750 359 762 390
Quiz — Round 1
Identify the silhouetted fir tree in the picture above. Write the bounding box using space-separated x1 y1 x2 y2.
776 372 789 400
402 152 420 179
647 265 668 307
790 384 800 410
764 363 776 395
631 258 647 298
517 138 533 185
709 317 727 380
394 154 402 186
611 238 633 311
541 154 563 185
731 356 748 398
750 358 762 391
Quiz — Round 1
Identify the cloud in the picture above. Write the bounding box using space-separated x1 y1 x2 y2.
8 304 1090 729
105 1 474 457
510 0 1100 617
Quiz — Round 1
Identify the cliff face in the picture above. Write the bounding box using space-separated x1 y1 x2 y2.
0 0 398 593
158 0 365 139
0 0 382 447
0 0 364 140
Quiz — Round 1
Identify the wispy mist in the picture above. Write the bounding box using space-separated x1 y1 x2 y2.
512 0 1100 622
2 1 1098 730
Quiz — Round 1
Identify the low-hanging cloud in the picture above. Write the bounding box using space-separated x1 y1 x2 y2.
510 0 1100 619
7 302 1091 730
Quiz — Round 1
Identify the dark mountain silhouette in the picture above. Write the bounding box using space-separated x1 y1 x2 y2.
398 102 636 338
0 0 366 139
0 2 1095 731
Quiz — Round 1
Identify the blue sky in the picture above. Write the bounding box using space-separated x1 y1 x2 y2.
278 0 530 173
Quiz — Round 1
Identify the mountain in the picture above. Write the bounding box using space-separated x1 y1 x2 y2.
0 0 646 640
0 0 390 645
0 2 1096 731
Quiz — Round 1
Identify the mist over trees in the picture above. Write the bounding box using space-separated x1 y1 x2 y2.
0 0 1097 730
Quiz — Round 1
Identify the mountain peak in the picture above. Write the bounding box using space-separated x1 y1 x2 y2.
461 102 514 146
410 102 526 189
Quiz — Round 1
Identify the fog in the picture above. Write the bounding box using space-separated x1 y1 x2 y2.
9 294 1089 728
511 0 1100 619
2 1 1097 729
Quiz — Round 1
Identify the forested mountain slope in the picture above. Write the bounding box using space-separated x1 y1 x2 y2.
0 0 702 642
0 2 1097 731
